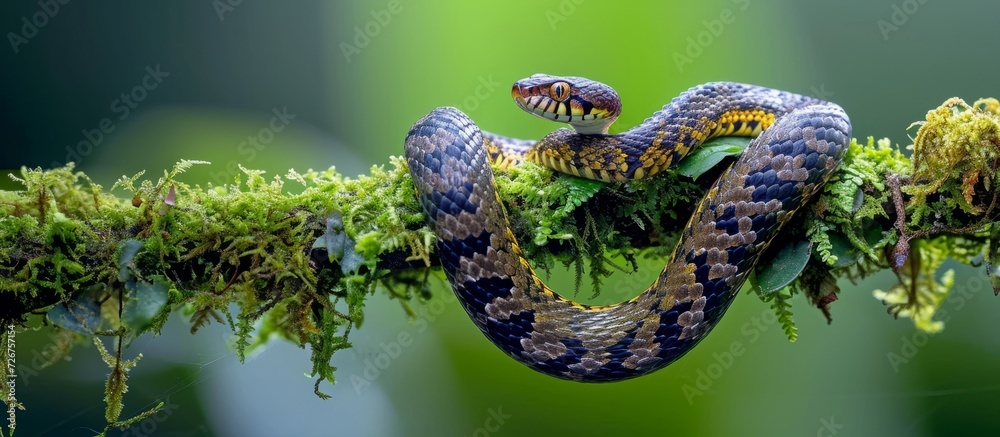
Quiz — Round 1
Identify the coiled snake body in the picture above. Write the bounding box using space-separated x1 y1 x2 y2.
404 75 851 382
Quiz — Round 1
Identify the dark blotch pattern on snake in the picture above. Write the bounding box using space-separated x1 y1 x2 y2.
404 76 851 382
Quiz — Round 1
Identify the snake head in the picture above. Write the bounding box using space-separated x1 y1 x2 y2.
512 74 621 135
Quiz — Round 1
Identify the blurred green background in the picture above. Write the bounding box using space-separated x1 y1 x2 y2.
2 1 999 436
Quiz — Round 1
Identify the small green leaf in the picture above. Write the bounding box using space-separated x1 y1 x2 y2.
756 238 813 294
313 213 366 274
339 246 366 274
48 295 101 334
561 176 603 201
123 278 169 331
826 231 862 268
676 137 750 178
117 239 144 282
988 262 1000 295
313 214 347 257
863 224 886 246
826 225 886 268
312 227 348 258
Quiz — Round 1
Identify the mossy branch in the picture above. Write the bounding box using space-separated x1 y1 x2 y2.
0 97 998 432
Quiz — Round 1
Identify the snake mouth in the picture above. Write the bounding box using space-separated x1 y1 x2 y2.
512 82 565 120
511 83 533 112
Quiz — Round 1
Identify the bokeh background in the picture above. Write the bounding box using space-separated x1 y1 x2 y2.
2 1 999 436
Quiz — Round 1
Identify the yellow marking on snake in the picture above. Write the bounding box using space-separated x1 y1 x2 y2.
404 75 851 381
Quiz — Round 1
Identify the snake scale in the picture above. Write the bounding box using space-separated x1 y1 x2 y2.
404 74 851 382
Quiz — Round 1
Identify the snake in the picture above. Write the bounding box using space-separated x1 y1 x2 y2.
404 74 851 382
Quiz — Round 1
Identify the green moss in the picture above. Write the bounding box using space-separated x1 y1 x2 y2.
906 98 1000 222
492 155 703 297
808 137 911 267
797 99 999 334
876 233 994 332
0 97 998 432
868 98 999 332
0 158 439 424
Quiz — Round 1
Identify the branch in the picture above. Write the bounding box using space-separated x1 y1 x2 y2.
0 97 998 430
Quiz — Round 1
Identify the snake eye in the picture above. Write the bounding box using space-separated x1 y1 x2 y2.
549 81 571 102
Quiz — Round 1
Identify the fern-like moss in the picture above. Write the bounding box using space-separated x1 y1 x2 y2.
808 137 910 266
